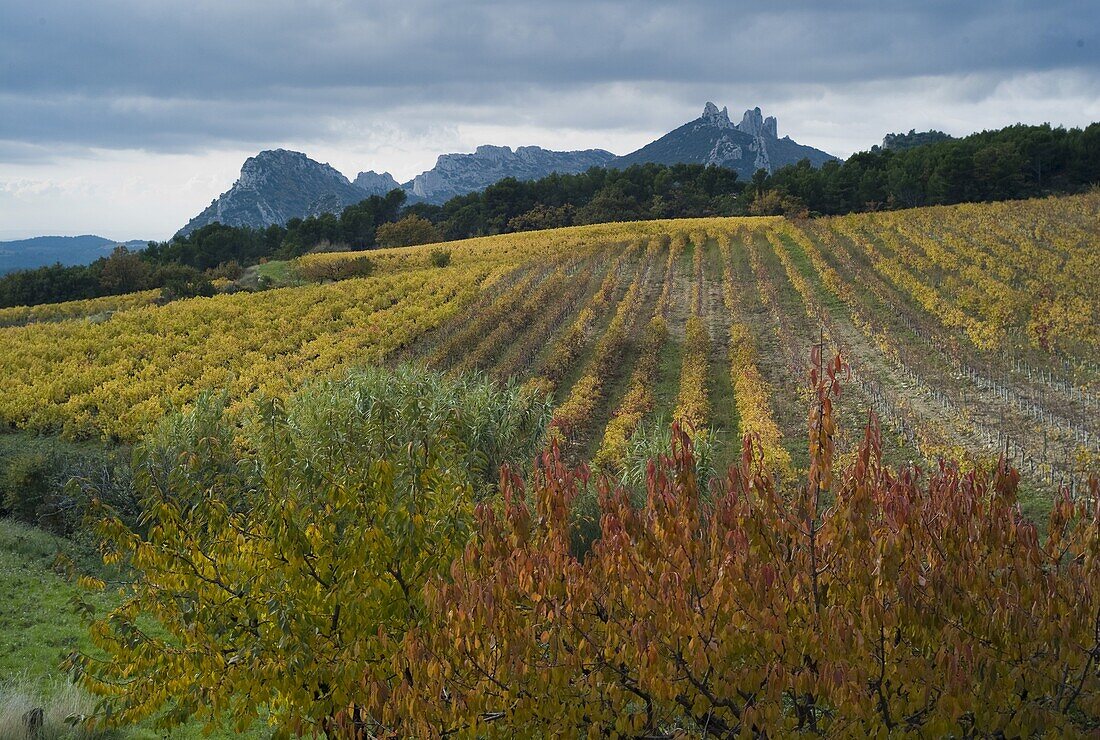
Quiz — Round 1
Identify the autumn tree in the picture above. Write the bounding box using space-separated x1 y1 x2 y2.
374 214 443 249
72 366 550 735
391 355 1100 737
98 245 152 294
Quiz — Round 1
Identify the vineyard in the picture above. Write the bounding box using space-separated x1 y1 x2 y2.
1 193 1097 506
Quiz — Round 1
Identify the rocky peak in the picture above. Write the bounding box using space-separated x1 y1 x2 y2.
474 144 512 158
406 144 615 203
610 101 835 176
736 107 778 139
700 102 733 129
176 149 365 236
238 149 346 186
353 170 400 195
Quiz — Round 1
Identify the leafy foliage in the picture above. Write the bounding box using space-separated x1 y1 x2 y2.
73 366 550 734
0 434 134 535
761 122 1100 213
876 129 954 152
294 254 374 282
374 215 443 249
8 119 1097 310
428 248 451 268
391 359 1100 737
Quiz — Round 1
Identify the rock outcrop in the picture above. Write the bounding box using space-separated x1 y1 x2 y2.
176 104 837 235
353 170 401 196
178 145 616 233
736 107 778 139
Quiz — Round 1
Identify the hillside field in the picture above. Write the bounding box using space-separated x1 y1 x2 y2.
1 193 1098 509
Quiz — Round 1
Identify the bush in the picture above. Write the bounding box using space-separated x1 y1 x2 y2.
0 435 135 535
305 239 351 254
375 215 443 249
428 248 451 268
76 367 551 733
748 188 808 217
205 260 243 281
386 365 1100 737
0 452 52 525
152 264 215 301
296 255 374 282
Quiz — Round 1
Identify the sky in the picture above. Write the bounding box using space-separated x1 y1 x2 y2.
1 1 1098 241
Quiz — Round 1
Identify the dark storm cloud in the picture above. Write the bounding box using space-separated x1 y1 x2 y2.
0 0 1097 156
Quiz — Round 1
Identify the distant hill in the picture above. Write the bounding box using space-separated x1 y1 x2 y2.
0 235 147 274
611 103 837 177
174 103 838 234
874 129 955 152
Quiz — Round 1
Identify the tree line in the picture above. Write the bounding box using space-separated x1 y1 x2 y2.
3 120 1097 309
759 121 1100 214
0 190 409 308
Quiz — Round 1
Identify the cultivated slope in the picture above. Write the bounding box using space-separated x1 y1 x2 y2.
5 195 1097 503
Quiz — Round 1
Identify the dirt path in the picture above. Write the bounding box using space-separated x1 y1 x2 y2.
701 237 741 466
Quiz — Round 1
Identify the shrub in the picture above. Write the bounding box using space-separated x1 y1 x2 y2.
205 260 243 281
748 188 808 217
428 248 451 268
375 215 442 249
0 451 52 525
296 254 374 283
388 359 1100 737
506 203 575 231
75 367 550 733
0 436 134 535
73 358 1100 736
305 239 351 254
152 264 215 301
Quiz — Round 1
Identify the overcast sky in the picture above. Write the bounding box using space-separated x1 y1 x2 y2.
1 1 1097 240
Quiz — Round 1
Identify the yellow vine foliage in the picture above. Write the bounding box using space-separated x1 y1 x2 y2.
719 232 793 476
0 289 162 328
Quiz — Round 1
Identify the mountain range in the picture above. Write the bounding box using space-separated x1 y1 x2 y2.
0 235 148 275
177 102 836 236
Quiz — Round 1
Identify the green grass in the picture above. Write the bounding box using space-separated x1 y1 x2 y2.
702 238 741 472
0 520 98 683
0 520 117 738
0 519 266 738
652 337 684 420
255 259 301 287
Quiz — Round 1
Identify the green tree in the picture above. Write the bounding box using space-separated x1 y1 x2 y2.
74 366 550 734
98 246 152 294
374 214 443 248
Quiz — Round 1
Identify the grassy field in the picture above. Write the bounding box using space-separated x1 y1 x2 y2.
2 198 1093 497
0 520 266 739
